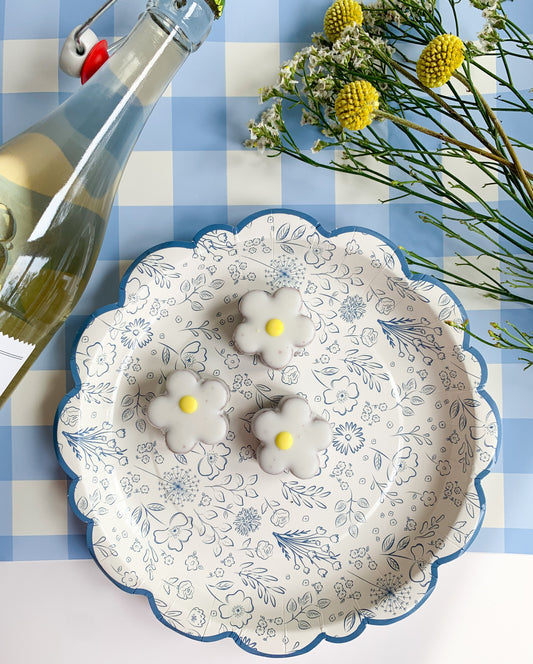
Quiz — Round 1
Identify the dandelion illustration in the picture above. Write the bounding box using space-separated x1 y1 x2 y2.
265 256 305 289
370 572 411 614
159 467 199 506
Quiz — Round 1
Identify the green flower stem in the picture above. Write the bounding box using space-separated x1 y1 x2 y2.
453 70 533 205
373 109 533 177
385 59 503 158
446 319 533 368
405 251 533 306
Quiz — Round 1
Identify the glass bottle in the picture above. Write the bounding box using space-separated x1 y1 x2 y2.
0 0 224 409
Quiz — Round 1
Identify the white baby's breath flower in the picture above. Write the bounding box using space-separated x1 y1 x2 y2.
311 139 328 153
301 109 319 126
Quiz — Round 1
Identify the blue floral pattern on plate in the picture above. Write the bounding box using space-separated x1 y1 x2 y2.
54 210 499 657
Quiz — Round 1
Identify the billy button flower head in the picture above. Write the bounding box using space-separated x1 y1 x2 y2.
324 0 363 42
335 80 380 131
416 34 465 88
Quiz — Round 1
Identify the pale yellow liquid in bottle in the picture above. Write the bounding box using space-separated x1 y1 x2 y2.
0 132 108 407
0 11 196 408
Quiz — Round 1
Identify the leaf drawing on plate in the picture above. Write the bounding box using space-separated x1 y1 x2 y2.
239 563 285 606
136 254 181 288
343 348 389 392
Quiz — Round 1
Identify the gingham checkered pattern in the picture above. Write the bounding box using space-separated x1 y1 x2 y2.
0 0 531 561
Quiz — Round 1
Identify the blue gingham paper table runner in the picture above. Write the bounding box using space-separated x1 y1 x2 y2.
0 0 532 561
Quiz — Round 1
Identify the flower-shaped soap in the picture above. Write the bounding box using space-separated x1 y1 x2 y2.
233 288 315 370
252 396 332 479
147 369 229 454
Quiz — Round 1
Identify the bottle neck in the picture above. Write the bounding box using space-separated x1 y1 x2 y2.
82 0 214 130
2 1 214 223
147 0 215 52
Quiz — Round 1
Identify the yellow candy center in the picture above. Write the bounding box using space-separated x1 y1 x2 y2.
266 318 284 337
179 395 198 414
275 431 294 450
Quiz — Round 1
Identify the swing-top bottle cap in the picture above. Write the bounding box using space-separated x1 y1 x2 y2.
205 0 225 19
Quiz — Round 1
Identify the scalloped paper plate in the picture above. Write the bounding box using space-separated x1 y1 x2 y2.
55 210 500 657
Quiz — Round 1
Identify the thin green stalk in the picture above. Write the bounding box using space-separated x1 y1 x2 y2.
453 71 533 204
374 109 533 177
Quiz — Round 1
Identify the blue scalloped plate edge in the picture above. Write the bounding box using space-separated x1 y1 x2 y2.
53 207 502 658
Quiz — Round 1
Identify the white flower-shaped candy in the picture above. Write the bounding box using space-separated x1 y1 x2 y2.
252 396 332 479
147 370 229 454
233 288 315 370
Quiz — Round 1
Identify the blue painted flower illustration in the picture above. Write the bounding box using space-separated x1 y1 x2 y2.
121 571 139 588
233 507 261 536
270 509 290 527
177 579 194 599
180 341 207 372
154 512 193 552
332 422 365 455
189 607 206 627
421 490 437 507
304 232 335 267
265 255 305 289
124 277 150 314
218 590 254 628
256 540 274 560
375 297 395 315
197 443 230 478
120 318 153 349
361 327 378 347
159 467 199 506
323 376 359 415
387 447 419 485
281 364 299 385
83 342 116 377
224 353 240 369
339 295 366 322
470 411 498 448
408 543 432 587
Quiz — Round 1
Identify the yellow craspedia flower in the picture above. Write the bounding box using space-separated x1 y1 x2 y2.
335 80 380 131
416 34 465 88
324 0 363 42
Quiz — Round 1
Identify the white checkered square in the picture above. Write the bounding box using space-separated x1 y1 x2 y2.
335 152 390 205
225 42 280 97
227 150 282 206
3 39 59 93
11 370 67 427
12 480 68 536
118 151 174 207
